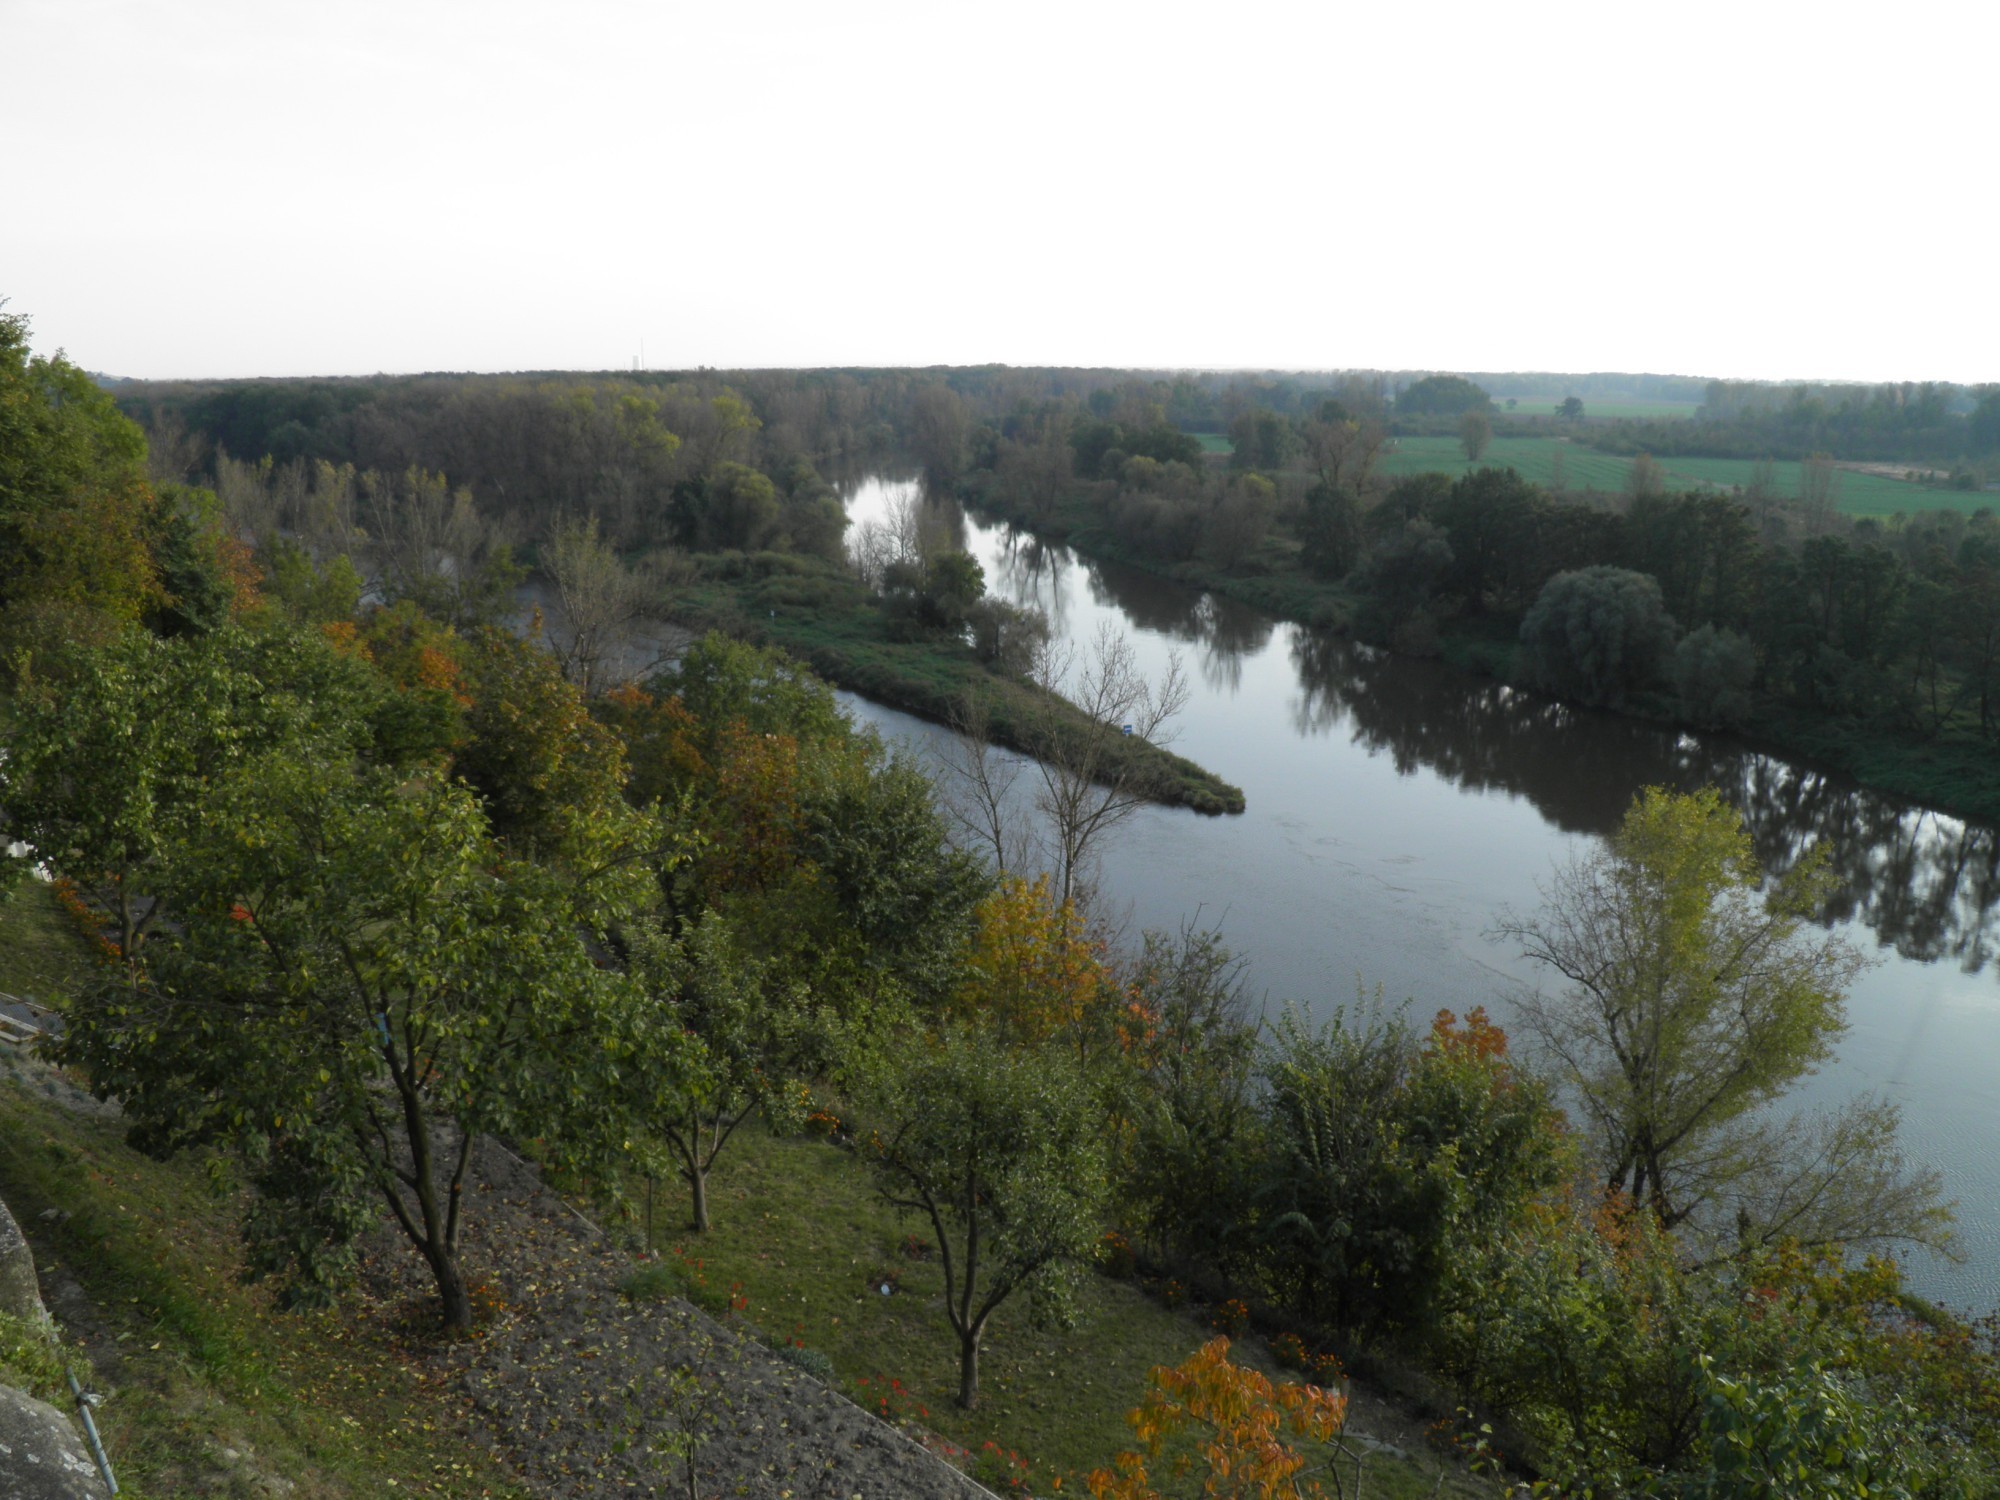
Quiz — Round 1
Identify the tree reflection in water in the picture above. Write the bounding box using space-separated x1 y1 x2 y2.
1287 626 2000 972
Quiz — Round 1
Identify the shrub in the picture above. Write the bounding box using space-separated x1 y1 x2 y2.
1209 1298 1251 1338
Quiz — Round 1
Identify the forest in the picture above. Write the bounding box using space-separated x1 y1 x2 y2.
4 305 2000 1498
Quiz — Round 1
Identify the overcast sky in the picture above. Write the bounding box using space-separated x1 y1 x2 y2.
6 0 1994 383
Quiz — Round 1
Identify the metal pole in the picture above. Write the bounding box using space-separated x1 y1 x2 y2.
67 1368 119 1495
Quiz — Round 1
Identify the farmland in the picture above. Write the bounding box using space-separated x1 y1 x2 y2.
1374 436 1966 515
1490 397 1703 421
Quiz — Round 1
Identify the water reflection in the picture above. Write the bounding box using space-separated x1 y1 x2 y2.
863 475 2000 977
1287 626 2000 972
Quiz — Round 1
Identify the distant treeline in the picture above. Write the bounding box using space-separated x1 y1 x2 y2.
121 364 2000 499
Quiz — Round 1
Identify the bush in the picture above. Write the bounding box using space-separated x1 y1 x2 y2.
1252 1005 1566 1339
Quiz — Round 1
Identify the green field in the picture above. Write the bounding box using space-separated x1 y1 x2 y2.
1191 431 1233 454
1491 397 1703 421
1377 436 1628 490
1376 436 1966 516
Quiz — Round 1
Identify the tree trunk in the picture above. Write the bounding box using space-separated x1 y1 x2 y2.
689 1163 710 1234
957 1327 981 1408
429 1242 473 1330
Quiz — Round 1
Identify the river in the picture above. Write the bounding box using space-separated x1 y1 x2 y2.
835 475 1999 1313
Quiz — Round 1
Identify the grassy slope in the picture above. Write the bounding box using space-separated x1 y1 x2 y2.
0 868 1486 1498
0 884 527 1500
677 552 1247 815
0 879 92 1004
621 1123 1487 1499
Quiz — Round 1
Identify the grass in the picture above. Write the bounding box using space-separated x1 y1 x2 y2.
1489 397 1701 421
617 1121 1484 1498
1376 436 1957 514
678 551 1247 815
1190 432 1233 455
1377 435 1632 491
0 1065 537 1499
0 877 97 1005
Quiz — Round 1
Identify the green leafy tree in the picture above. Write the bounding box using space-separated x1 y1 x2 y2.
5 627 378 965
1671 624 1757 729
621 914 818 1233
0 309 161 630
1118 926 1262 1273
1298 481 1362 579
1519 565 1678 708
60 755 646 1326
1396 375 1491 418
858 1029 1110 1407
1494 787 1947 1253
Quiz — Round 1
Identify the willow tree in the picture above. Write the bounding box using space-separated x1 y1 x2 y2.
1495 786 1949 1257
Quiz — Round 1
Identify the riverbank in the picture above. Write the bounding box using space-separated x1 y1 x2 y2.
673 549 1247 816
959 473 2000 829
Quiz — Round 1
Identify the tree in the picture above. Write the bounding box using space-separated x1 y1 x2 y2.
1396 375 1491 418
1460 410 1492 463
363 466 524 628
1297 482 1362 579
946 873 1119 1059
1254 1005 1565 1336
5 626 379 967
858 1029 1110 1407
1671 624 1757 729
968 624 1184 916
59 756 647 1326
621 914 816 1233
1203 474 1277 569
1518 565 1677 708
1557 396 1586 422
1119 926 1260 1273
908 385 972 485
1799 452 1841 536
1493 787 1946 1254
1626 452 1667 501
542 511 670 696
0 310 163 635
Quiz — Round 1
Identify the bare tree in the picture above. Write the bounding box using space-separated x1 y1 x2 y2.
1300 412 1386 492
939 692 1035 875
364 466 521 627
940 625 1189 914
849 484 958 591
543 512 678 695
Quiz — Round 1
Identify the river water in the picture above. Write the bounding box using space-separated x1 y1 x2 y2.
836 476 1999 1313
